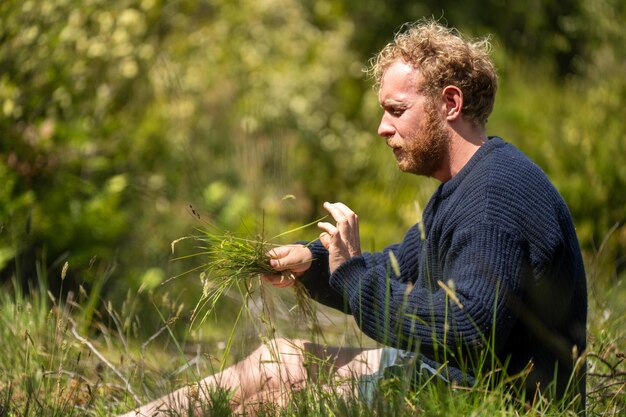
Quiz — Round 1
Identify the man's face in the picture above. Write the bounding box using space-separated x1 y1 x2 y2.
377 60 450 176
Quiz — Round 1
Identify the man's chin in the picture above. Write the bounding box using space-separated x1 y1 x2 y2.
394 155 431 175
397 163 417 175
395 159 409 172
396 160 435 177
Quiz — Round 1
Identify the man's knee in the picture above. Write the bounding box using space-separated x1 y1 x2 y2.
251 338 307 365
244 338 309 387
268 337 307 353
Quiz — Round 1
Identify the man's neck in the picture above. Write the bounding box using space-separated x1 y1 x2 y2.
432 123 487 183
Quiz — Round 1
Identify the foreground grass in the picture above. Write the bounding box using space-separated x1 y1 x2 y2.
0 269 624 416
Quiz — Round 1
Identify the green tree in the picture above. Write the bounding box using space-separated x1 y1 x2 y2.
2 0 624 321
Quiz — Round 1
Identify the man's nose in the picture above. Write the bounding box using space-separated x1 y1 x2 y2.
378 113 394 138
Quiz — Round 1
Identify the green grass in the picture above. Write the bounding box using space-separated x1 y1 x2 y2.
170 217 326 327
0 260 624 416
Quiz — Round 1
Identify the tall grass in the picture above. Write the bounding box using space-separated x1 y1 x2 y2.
169 215 326 342
0 249 624 416
0 274 128 415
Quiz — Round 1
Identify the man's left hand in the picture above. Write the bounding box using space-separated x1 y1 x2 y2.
318 202 361 273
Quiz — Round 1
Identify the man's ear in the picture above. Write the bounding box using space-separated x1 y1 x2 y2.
442 85 463 121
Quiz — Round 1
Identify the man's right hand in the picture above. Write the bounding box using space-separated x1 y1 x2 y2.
262 245 313 288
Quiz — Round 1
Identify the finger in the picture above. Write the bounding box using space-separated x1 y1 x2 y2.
266 246 291 259
323 202 347 223
268 247 310 272
324 202 358 239
333 202 358 229
261 273 282 285
269 257 296 271
275 273 297 288
267 247 289 271
261 273 295 288
318 222 339 239
319 232 331 250
324 202 357 225
331 202 356 218
329 202 360 251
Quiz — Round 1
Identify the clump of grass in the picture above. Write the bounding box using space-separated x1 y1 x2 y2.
171 215 325 331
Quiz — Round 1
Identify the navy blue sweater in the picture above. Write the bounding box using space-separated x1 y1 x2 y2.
300 137 587 403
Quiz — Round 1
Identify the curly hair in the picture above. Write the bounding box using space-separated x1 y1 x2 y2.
370 19 497 127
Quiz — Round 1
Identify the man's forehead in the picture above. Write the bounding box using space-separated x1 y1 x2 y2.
378 61 420 102
380 61 420 88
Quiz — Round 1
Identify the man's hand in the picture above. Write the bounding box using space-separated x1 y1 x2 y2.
262 245 313 288
318 202 361 273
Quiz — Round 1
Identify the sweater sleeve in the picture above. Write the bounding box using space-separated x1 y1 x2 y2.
328 223 525 362
298 240 403 314
297 240 349 313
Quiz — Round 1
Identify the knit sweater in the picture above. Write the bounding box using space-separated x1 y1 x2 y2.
299 137 587 403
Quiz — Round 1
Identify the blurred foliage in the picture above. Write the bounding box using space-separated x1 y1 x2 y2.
1 0 166 286
490 0 626 285
1 0 625 322
310 0 585 75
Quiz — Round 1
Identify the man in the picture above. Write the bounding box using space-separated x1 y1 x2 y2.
121 19 587 416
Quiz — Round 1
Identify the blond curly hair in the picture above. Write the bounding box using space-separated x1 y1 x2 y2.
370 19 498 127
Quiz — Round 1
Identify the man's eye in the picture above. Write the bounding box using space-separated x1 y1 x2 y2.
391 108 404 116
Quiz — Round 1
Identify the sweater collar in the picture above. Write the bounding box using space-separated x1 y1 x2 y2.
438 136 505 198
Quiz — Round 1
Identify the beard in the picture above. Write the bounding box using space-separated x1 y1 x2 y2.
395 102 451 176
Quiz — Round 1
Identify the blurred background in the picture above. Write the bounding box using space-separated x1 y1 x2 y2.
1 0 625 335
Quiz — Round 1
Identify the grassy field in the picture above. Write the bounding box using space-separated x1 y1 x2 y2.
0 260 624 417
